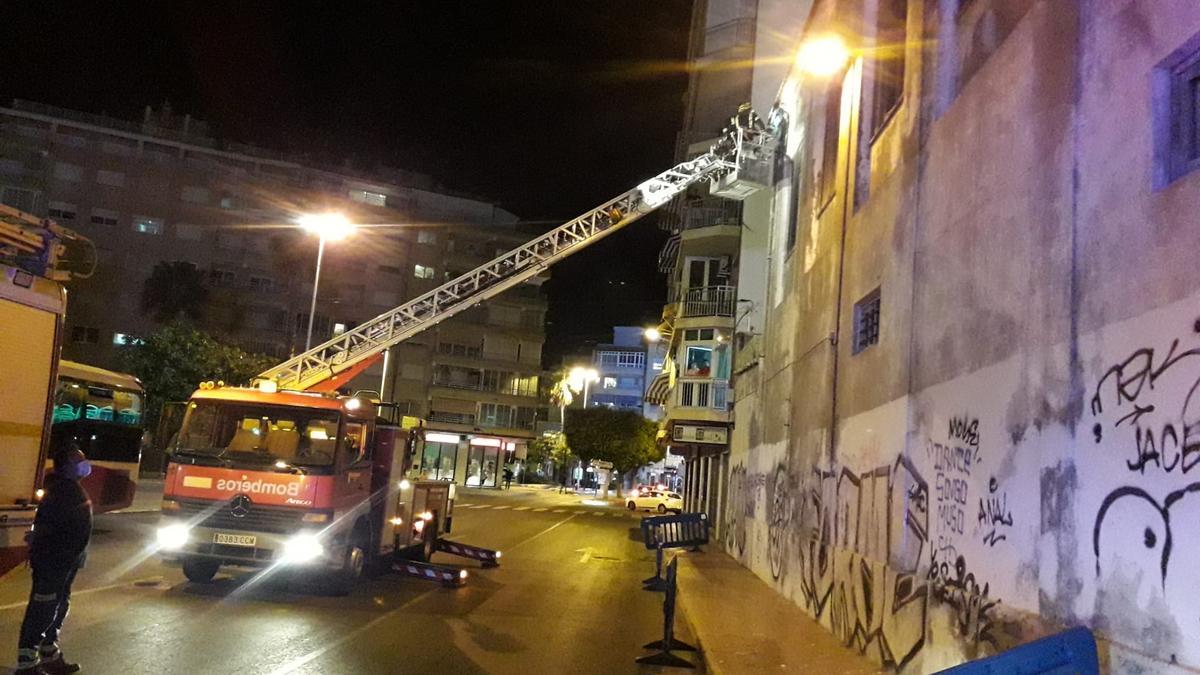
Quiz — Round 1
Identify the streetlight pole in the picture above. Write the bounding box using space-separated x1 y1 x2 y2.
305 234 327 352
297 212 353 354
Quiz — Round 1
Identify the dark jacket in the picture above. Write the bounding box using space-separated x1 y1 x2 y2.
29 473 92 571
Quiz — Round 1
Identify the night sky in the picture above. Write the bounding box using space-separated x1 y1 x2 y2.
1 1 693 364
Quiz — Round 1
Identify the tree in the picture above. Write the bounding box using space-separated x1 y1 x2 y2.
141 261 210 322
564 407 662 497
526 432 575 484
121 320 275 426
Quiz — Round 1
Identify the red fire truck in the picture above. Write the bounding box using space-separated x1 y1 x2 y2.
157 386 455 592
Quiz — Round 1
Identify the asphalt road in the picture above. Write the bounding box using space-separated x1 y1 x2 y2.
0 487 690 674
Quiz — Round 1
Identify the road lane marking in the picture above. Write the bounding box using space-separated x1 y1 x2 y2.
506 512 578 552
589 511 604 517
512 506 530 511
491 505 511 510
551 509 566 513
532 508 548 512
266 588 437 675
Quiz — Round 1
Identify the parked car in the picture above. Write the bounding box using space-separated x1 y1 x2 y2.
627 490 683 513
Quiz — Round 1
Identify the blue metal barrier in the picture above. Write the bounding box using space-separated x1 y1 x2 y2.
934 627 1098 675
641 513 708 591
636 556 698 669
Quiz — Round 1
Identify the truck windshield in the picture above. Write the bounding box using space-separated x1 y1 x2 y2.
174 401 341 467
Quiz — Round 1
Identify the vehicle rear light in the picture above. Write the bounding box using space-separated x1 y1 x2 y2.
161 499 181 512
301 512 331 523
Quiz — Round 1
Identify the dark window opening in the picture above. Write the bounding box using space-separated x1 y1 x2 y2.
852 289 882 355
869 0 908 139
818 82 844 208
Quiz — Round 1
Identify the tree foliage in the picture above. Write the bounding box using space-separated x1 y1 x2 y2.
564 407 661 476
141 260 210 323
121 320 275 425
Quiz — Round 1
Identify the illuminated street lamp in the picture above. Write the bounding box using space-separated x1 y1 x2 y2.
568 366 600 408
795 34 851 78
297 212 354 351
644 327 662 343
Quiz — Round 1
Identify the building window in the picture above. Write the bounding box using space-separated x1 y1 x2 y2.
869 0 907 139
96 170 125 187
53 163 82 182
47 201 77 221
684 346 713 377
818 82 843 208
132 216 164 235
349 189 387 206
603 377 618 389
208 269 237 286
112 332 143 346
71 326 100 344
414 264 435 279
853 288 882 354
1163 47 1200 185
249 276 273 293
90 208 119 226
219 195 236 209
417 230 437 245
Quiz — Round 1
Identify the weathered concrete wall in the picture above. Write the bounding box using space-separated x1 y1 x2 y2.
726 0 1200 672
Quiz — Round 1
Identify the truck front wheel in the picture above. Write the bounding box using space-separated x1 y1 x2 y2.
330 533 367 596
182 557 220 584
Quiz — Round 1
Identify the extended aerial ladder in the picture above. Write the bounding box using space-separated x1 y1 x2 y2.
257 111 776 392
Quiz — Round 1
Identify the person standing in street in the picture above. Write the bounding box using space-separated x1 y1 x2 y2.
16 440 92 675
502 467 513 490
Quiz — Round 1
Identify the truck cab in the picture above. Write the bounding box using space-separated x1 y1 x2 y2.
157 385 453 593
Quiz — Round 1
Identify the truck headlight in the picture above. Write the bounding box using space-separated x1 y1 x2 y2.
156 523 190 550
282 533 324 564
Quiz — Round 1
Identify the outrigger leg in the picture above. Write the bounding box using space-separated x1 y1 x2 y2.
391 559 469 588
436 539 502 568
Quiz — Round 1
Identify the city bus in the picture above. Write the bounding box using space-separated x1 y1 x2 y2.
50 360 144 512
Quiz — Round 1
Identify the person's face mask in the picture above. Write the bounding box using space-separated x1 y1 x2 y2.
63 460 92 481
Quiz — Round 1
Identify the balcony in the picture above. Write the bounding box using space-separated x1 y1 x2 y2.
429 411 476 425
679 285 736 318
675 378 730 410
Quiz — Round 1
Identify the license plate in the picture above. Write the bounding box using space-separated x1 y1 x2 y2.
214 533 257 547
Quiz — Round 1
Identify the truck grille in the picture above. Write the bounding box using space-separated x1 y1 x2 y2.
177 498 304 534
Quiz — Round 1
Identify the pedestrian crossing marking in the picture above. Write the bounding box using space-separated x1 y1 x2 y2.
513 506 531 511
491 505 511 510
533 508 548 512
589 511 604 517
552 509 567 513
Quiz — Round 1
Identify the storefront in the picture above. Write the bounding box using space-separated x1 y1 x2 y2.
415 431 523 488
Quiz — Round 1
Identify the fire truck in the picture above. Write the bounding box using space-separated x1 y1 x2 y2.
0 204 91 575
155 111 774 590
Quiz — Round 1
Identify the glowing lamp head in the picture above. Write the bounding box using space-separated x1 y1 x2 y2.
35 488 44 500
257 379 278 394
399 479 412 490
644 327 662 342
345 397 362 411
298 212 353 241
796 35 851 78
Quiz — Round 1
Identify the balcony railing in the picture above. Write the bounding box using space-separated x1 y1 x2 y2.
429 411 475 425
682 203 741 230
676 378 730 411
679 285 736 318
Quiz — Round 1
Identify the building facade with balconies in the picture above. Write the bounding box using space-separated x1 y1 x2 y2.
650 0 758 527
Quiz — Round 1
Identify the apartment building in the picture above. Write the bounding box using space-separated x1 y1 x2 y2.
651 0 758 524
714 0 1200 672
0 100 548 485
589 326 665 419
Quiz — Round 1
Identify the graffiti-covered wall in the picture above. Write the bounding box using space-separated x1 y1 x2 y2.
727 0 1200 672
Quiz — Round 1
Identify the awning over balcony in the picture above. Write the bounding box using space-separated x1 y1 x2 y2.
645 371 671 405
657 234 681 273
